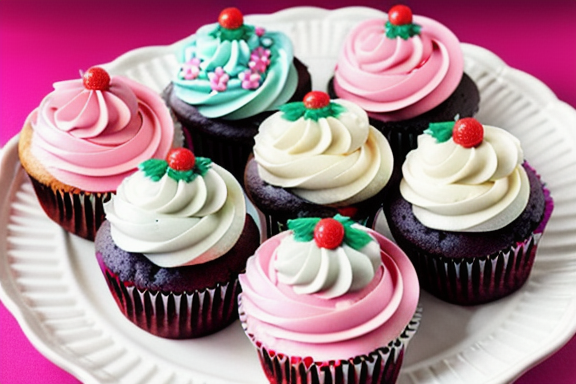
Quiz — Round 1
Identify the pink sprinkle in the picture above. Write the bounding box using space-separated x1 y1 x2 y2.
239 70 261 89
249 47 271 73
208 67 229 92
255 27 266 37
181 58 201 80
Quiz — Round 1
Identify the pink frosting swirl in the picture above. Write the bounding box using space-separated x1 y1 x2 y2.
333 15 464 122
239 229 419 361
29 75 175 192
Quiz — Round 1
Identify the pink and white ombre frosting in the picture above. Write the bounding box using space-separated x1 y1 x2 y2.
333 11 464 122
28 67 176 192
239 216 419 361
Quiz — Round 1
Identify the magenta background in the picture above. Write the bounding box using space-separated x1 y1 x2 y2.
1 0 575 383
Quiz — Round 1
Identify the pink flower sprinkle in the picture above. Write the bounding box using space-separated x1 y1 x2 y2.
255 27 266 37
249 47 271 73
208 67 229 92
239 70 261 90
181 58 201 80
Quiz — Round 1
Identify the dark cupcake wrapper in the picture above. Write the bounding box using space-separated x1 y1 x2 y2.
239 296 422 384
412 186 553 306
28 175 111 241
97 255 240 339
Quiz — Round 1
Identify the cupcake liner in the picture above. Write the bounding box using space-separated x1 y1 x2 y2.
28 175 111 241
97 254 240 339
239 296 422 384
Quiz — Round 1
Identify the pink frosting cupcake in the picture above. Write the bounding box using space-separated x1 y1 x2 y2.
238 215 420 384
330 5 480 162
18 67 179 240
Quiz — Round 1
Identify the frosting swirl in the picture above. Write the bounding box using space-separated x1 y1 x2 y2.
239 227 419 361
29 75 175 192
253 99 393 205
274 231 380 299
172 22 298 120
333 15 464 121
400 125 530 231
104 161 246 268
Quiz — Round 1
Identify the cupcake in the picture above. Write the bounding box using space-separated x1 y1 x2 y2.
238 215 420 384
164 7 312 183
384 118 554 305
330 4 480 162
95 148 260 338
244 91 394 237
18 67 178 240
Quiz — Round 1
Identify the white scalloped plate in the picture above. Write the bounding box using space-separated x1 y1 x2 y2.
2 6 576 384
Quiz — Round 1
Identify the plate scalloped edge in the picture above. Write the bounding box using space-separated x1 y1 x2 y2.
1 6 576 384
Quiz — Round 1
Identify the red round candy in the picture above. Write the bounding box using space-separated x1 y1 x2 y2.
314 218 345 249
452 118 484 148
82 67 110 91
388 4 413 26
167 148 196 171
218 7 244 29
303 91 331 109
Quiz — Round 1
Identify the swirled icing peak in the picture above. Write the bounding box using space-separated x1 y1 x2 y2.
253 95 393 206
333 6 464 121
172 8 299 120
104 148 246 268
29 67 175 192
274 216 379 299
400 119 530 232
238 220 419 361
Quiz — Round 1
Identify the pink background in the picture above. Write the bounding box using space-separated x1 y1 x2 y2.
1 0 575 383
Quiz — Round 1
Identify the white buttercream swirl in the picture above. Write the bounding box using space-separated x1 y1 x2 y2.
273 232 380 299
104 162 246 267
400 125 529 231
253 99 393 205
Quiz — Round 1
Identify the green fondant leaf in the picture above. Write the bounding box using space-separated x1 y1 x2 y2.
280 102 347 122
139 159 168 182
287 217 320 242
425 121 455 143
385 21 421 40
194 157 212 176
210 24 255 42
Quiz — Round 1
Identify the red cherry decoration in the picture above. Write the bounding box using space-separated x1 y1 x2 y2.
314 218 345 249
303 91 331 109
167 148 196 171
388 5 413 26
83 67 110 91
218 7 244 30
452 118 484 148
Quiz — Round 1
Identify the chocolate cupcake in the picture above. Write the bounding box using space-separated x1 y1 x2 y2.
329 5 480 164
244 91 394 238
165 7 312 184
18 67 179 240
383 118 554 305
95 148 260 338
238 215 420 384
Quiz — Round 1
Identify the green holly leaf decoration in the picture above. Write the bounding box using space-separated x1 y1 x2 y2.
287 214 374 251
385 21 421 40
139 157 212 183
424 121 456 143
210 24 255 42
280 101 347 122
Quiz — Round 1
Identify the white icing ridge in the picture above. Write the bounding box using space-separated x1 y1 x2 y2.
400 125 530 232
105 162 246 267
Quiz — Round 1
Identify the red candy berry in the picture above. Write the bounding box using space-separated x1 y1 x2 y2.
218 7 244 29
452 118 484 148
167 148 196 171
303 91 331 109
82 67 110 91
314 218 345 249
388 5 413 26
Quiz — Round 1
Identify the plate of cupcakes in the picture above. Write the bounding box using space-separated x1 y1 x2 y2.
1 6 576 384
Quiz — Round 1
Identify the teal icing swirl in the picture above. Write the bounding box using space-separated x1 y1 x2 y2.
172 22 298 120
